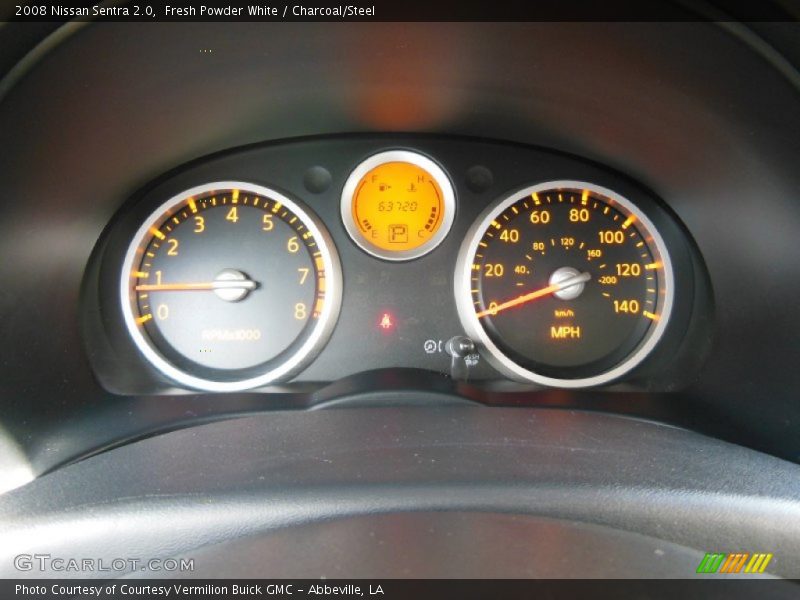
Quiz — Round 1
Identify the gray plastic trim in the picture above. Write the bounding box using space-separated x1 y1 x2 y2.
1 408 798 578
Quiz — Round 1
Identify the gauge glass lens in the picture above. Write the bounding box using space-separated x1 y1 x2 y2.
121 182 341 391
341 150 455 260
456 182 673 387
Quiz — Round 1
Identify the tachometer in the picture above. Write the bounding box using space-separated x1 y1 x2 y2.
121 182 341 391
455 181 673 387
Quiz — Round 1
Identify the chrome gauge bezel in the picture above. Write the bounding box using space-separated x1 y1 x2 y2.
120 181 342 392
340 150 456 261
454 180 675 388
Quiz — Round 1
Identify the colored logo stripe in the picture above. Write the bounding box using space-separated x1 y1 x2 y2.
719 553 749 573
745 553 773 573
697 553 726 573
697 553 773 574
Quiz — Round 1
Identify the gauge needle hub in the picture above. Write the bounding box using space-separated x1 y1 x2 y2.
135 268 257 302
477 270 591 318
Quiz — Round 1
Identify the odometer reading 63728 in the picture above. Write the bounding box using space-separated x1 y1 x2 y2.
455 181 673 387
121 182 341 392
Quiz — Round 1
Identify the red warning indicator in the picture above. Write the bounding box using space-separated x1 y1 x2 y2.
378 312 395 332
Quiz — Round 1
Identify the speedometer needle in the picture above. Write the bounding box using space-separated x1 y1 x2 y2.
476 271 591 318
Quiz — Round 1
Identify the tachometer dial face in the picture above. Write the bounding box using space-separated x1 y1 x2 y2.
341 150 455 261
455 181 673 387
121 182 341 392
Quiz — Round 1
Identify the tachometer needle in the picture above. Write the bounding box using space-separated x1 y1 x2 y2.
476 271 591 318
134 280 257 292
135 269 258 302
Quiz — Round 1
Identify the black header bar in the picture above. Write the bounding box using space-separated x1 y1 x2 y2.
3 0 799 22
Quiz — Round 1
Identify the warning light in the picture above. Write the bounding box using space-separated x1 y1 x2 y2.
378 312 395 332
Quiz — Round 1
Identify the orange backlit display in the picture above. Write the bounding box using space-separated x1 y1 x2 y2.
350 161 445 253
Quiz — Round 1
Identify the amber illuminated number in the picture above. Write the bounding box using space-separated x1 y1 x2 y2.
500 229 519 243
560 237 575 248
294 302 307 320
297 267 309 285
488 301 499 315
532 241 545 251
193 216 205 233
616 263 642 277
287 236 299 253
484 263 504 277
613 299 640 314
155 270 163 285
587 249 603 258
599 230 625 244
598 275 618 285
262 214 274 231
530 210 551 224
156 304 169 320
167 238 179 256
226 207 239 223
569 208 590 222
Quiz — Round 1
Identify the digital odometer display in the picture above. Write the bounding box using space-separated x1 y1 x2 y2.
456 182 673 387
121 182 341 392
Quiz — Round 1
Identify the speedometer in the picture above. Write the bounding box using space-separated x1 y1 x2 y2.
455 181 673 387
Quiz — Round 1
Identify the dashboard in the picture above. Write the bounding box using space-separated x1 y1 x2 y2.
0 17 799 581
83 135 712 395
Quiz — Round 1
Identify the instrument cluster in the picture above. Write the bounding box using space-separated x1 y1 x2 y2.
82 135 713 394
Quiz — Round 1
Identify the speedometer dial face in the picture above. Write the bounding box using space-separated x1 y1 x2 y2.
455 181 673 387
121 182 341 392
